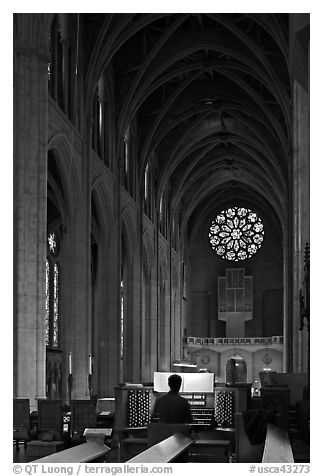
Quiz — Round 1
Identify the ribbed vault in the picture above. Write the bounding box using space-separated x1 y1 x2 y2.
82 13 291 237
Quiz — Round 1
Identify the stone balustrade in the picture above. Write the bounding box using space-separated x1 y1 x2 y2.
183 336 283 346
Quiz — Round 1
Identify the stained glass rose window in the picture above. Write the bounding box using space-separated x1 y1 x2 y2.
209 207 264 261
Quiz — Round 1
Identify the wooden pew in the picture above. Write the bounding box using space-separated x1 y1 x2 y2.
31 440 110 463
70 400 97 443
26 400 65 458
192 438 232 462
13 399 30 447
262 423 294 463
235 412 265 463
148 423 231 463
126 432 194 463
114 426 148 461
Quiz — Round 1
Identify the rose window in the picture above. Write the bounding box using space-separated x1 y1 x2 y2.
209 207 264 261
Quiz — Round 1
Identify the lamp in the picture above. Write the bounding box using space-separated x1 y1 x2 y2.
173 359 197 368
175 342 198 368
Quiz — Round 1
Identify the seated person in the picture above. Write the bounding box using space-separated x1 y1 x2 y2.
151 374 193 462
151 374 193 424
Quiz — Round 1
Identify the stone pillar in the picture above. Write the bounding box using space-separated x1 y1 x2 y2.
164 270 171 370
62 216 90 400
218 312 252 337
61 118 92 401
150 265 158 376
141 271 148 382
291 80 310 374
131 251 142 381
95 227 120 397
171 256 182 364
13 43 49 410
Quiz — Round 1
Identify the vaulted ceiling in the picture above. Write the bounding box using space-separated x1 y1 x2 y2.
82 13 291 237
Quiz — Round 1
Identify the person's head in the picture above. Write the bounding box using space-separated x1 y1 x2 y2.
168 374 182 392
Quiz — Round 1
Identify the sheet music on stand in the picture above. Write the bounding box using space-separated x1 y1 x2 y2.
153 372 214 393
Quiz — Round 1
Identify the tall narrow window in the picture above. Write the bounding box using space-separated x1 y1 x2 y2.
48 15 64 109
46 231 61 349
159 188 168 237
123 127 130 189
144 162 149 206
53 263 59 347
120 276 124 382
49 14 78 121
122 125 137 198
45 259 50 346
144 161 150 217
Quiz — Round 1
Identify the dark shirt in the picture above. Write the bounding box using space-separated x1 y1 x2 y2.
152 390 193 424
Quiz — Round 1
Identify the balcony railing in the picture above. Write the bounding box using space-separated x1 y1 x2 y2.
183 336 283 346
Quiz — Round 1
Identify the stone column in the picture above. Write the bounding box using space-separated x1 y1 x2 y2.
291 80 310 373
171 256 182 364
95 227 120 397
218 312 252 337
61 118 92 401
14 43 49 410
163 270 171 370
131 250 142 381
62 213 90 400
150 263 158 376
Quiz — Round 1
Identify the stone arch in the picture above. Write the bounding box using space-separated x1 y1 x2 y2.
47 133 82 224
121 207 137 264
158 244 168 285
142 229 155 277
91 178 114 247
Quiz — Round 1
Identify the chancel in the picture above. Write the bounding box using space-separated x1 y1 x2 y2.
13 12 310 464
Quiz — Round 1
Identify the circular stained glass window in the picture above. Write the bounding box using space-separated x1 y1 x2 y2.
209 206 264 261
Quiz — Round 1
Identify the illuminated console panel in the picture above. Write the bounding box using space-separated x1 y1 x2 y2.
182 393 214 427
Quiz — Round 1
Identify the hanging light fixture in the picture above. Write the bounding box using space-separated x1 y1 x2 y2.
173 359 197 368
174 346 198 368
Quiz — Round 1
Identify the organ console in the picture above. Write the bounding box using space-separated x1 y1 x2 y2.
114 374 251 433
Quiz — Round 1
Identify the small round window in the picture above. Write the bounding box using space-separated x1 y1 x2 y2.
209 206 264 261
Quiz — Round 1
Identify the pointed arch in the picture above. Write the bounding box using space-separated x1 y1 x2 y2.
121 207 137 263
91 177 114 246
158 245 168 285
142 228 155 277
47 133 82 223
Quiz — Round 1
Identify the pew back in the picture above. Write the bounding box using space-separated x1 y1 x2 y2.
234 412 265 463
147 423 191 447
37 399 62 432
262 423 294 463
13 399 30 444
127 432 194 463
32 440 109 463
71 400 97 434
13 399 30 430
